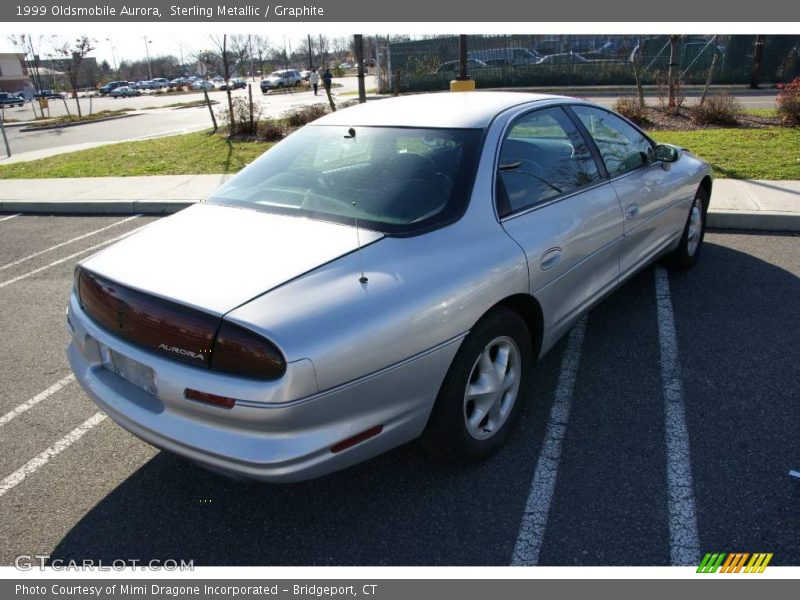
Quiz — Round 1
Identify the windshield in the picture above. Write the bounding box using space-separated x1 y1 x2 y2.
267 72 283 78
208 125 484 235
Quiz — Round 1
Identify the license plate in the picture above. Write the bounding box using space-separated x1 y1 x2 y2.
98 343 157 397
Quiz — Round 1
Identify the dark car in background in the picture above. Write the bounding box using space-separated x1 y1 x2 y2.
99 81 130 95
220 78 247 90
34 89 66 99
436 59 490 75
0 92 25 107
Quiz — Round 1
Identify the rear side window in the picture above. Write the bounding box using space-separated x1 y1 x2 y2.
497 106 600 215
572 105 654 176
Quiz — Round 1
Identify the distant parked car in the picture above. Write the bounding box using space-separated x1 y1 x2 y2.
220 78 247 90
338 62 353 70
99 81 129 95
191 80 215 91
468 48 540 66
299 69 311 80
436 59 489 75
260 69 303 92
0 92 25 107
536 53 591 65
111 86 141 98
151 78 170 89
34 89 65 99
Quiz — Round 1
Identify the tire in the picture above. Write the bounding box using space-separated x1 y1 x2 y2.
421 307 534 461
663 185 708 270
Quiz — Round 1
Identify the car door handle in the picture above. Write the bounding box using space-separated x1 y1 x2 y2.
540 248 562 271
625 204 640 220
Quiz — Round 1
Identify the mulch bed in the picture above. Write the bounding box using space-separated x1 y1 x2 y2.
630 106 781 131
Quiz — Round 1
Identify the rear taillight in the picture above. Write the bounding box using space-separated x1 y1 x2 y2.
211 321 286 380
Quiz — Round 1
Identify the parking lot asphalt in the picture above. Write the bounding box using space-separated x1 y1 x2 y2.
0 215 797 566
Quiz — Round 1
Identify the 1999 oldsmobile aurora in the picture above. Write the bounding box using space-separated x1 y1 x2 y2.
67 92 711 482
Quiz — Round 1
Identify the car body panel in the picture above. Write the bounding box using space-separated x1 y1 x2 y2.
78 203 383 316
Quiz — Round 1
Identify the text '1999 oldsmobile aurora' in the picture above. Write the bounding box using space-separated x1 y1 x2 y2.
67 92 712 482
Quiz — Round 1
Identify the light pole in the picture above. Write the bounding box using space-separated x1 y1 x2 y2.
105 37 118 78
143 36 153 79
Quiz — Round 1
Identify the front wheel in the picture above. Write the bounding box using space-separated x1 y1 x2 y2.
663 186 708 270
421 307 533 461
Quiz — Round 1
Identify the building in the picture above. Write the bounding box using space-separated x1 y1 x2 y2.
0 53 30 93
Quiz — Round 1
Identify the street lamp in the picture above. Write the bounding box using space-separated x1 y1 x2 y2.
105 37 118 78
143 36 153 79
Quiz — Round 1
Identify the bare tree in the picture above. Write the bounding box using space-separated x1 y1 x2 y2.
230 34 252 77
630 40 646 109
210 34 236 134
667 35 681 111
53 35 95 118
251 35 271 78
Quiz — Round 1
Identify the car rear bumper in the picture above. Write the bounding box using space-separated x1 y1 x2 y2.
67 292 460 483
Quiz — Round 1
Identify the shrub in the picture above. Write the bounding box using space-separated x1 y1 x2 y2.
614 96 648 125
256 119 287 141
284 104 328 127
691 94 741 126
777 77 800 126
220 96 263 136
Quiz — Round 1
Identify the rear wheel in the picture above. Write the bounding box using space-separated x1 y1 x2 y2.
421 307 533 461
663 186 708 270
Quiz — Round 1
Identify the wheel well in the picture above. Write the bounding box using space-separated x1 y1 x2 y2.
699 176 713 210
493 294 543 360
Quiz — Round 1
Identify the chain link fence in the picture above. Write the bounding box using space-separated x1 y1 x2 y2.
380 35 800 93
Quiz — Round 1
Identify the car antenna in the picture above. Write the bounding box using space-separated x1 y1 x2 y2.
351 201 368 284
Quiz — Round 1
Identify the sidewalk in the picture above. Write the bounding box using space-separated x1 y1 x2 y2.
0 175 798 231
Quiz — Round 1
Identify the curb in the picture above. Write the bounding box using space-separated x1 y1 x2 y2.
2 201 799 231
706 210 800 232
0 200 194 215
19 113 138 133
1 120 55 129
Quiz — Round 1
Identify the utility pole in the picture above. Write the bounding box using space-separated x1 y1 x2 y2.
751 35 765 89
451 34 475 91
106 38 118 78
354 34 366 103
307 34 313 70
143 36 153 79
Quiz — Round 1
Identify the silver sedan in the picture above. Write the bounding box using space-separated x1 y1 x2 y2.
67 92 711 482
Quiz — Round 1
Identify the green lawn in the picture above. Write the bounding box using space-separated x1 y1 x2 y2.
0 130 272 179
652 127 800 180
0 125 797 181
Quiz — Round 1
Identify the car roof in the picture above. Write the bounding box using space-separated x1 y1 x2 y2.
313 92 570 128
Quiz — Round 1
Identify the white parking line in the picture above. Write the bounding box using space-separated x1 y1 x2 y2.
0 374 75 429
0 412 106 499
0 215 140 272
0 213 22 222
654 266 702 566
0 225 145 289
511 316 587 566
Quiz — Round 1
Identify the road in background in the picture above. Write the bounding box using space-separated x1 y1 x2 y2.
0 215 797 566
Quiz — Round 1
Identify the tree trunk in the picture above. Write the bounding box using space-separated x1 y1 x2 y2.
324 81 336 112
667 35 681 110
632 43 645 109
222 35 234 134
699 52 719 107
73 88 82 118
354 35 366 104
750 35 765 89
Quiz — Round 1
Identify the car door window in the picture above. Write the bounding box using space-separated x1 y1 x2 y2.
497 107 601 215
572 105 655 177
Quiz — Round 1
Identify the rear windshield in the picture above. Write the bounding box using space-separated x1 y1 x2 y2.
208 125 484 235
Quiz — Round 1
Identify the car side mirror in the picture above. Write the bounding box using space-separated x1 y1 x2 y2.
654 144 681 163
